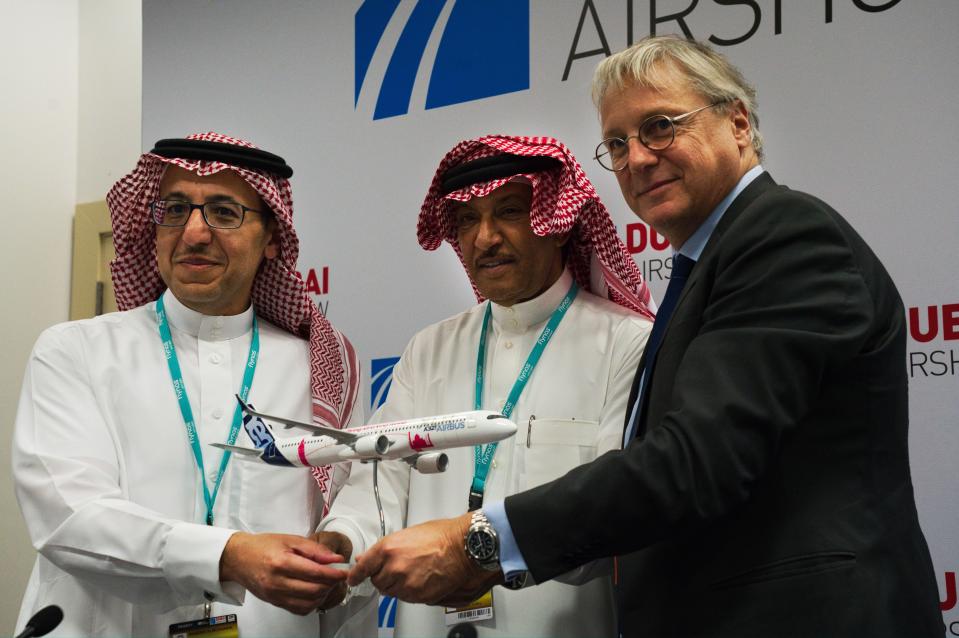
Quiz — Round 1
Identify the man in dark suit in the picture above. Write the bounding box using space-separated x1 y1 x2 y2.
348 36 943 637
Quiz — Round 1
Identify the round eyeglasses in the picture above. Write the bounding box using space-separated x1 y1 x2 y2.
150 200 264 229
594 102 725 172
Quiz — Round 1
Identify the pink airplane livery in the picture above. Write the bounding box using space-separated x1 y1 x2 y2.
212 397 517 474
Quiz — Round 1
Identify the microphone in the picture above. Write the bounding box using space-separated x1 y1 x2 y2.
447 623 477 638
15 605 63 638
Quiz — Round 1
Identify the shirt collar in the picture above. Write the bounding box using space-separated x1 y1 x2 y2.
160 289 254 341
678 164 764 262
489 269 574 334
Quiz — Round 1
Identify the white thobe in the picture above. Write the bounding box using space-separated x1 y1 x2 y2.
322 270 652 638
13 290 354 637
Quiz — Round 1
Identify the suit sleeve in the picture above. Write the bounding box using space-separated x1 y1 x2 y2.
12 326 242 611
506 190 877 581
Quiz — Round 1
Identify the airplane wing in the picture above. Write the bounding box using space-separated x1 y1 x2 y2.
234 395 358 444
211 442 263 457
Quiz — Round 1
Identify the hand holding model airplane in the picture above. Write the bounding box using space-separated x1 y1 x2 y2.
212 397 517 474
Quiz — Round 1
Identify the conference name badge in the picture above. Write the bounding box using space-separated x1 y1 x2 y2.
169 613 238 638
444 590 493 625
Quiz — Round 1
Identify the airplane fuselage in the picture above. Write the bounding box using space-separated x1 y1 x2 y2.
257 410 515 468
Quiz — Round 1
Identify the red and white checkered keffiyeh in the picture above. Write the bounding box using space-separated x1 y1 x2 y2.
418 135 655 319
106 131 359 514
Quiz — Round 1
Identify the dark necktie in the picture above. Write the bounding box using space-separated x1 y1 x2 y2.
631 252 696 439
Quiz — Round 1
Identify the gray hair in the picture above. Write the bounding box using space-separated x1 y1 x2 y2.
592 35 764 161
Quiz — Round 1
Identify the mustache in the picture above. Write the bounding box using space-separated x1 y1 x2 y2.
173 247 219 262
473 247 516 266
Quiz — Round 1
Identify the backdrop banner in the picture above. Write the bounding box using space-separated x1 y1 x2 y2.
143 1 958 632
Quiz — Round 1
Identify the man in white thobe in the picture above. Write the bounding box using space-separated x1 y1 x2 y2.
315 135 654 637
12 133 361 637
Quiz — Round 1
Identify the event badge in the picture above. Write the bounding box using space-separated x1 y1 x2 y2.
444 590 493 626
169 614 238 638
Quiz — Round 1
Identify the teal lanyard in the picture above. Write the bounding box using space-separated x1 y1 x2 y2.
470 281 578 508
156 294 260 525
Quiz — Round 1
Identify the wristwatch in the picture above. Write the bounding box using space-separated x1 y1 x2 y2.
464 510 501 571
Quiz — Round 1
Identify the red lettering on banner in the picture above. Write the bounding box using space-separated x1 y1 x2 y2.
945 304 959 340
625 222 669 254
910 307 938 343
298 267 330 296
909 304 959 343
943 571 957 611
305 269 322 295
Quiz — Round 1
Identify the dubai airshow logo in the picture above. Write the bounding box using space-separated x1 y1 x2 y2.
371 356 401 409
355 0 530 120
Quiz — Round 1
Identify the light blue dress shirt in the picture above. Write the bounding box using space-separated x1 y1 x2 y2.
487 165 765 578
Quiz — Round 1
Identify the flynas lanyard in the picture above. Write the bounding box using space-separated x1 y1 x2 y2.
156 294 260 525
469 280 578 510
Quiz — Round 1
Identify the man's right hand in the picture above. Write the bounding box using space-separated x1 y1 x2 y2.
219 532 349 615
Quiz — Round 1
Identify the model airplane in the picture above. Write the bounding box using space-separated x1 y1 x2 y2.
211 397 517 474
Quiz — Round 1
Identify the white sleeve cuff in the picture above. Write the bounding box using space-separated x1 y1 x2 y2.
162 523 246 605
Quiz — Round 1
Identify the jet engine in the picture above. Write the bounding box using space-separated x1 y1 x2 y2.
412 452 449 474
352 434 390 458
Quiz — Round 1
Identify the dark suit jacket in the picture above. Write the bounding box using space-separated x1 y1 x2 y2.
505 173 943 637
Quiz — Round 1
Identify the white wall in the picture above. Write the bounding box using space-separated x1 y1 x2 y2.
78 0 142 203
0 0 140 632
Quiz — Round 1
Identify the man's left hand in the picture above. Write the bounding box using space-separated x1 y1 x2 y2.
347 513 502 607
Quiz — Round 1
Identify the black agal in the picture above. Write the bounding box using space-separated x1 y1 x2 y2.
150 138 294 178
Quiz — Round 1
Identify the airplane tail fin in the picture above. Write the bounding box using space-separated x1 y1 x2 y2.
235 395 276 450
234 395 296 468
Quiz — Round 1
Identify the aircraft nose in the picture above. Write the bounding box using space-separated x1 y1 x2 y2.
492 417 518 440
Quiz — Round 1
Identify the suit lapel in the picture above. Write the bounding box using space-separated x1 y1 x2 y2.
699 172 777 262
656 172 778 361
665 172 777 321
622 172 779 434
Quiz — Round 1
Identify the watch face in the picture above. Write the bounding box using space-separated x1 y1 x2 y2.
467 530 497 561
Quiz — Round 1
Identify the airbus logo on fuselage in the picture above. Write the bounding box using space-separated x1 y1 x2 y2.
422 420 466 432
